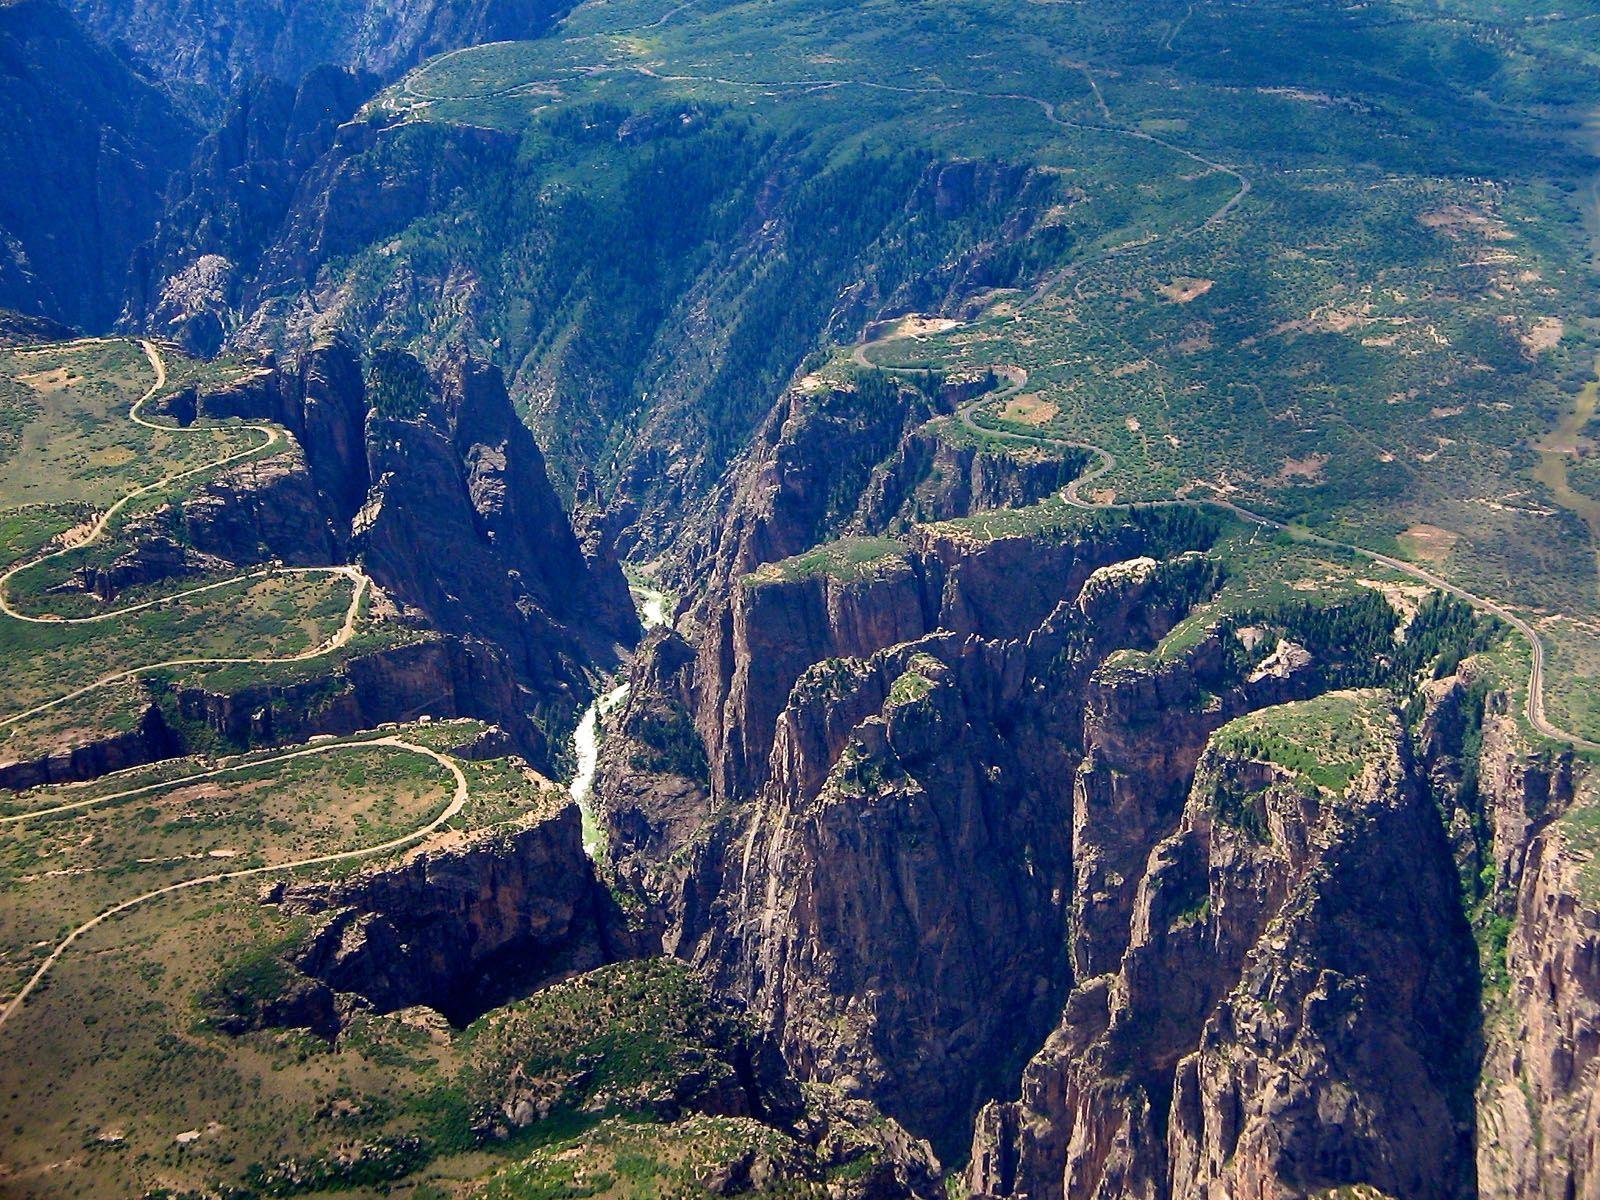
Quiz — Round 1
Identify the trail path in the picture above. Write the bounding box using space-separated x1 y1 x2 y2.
396 54 1252 238
861 345 1598 753
0 340 372 731
0 736 469 1034
623 65 1252 241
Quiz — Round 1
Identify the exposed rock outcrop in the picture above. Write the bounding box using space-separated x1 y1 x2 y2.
166 633 550 760
355 348 639 704
127 103 1088 548
677 370 1083 610
1478 807 1600 1200
0 633 551 789
970 695 1480 1200
69 0 573 97
0 701 181 790
599 522 1290 1155
124 67 376 355
268 801 624 1025
0 0 196 328
1472 697 1597 1200
694 509 1219 806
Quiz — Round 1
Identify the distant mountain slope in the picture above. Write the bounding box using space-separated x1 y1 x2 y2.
123 65 375 354
65 0 574 99
0 0 195 328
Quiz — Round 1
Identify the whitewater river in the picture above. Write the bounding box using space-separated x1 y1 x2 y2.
569 586 668 856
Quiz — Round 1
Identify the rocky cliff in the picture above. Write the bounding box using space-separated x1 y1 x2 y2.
675 368 1085 608
125 66 375 355
2 334 635 788
355 346 639 712
194 334 639 732
266 801 622 1025
68 0 573 100
597 503 1275 1153
0 0 196 328
691 508 1220 807
0 634 550 789
1471 699 1598 1200
967 692 1480 1200
587 388 1600 1194
123 102 1087 544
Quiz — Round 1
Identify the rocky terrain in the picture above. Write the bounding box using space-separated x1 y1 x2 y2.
575 366 1600 1195
0 332 637 786
122 115 1086 538
123 65 377 355
0 0 196 327
68 0 574 100
2 0 1600 1194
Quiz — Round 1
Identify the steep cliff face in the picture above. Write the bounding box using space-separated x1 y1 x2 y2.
68 0 572 99
223 118 515 337
167 634 550 756
50 417 339 598
850 422 1087 540
269 803 620 1025
1479 806 1600 1200
590 626 712 910
599 512 1323 1156
0 0 196 328
693 559 1201 1153
677 369 1083 609
0 699 181 790
124 102 1080 540
591 408 1594 1190
125 67 376 355
1471 700 1598 1200
297 332 372 522
970 694 1479 1200
0 634 551 789
693 511 1217 807
1067 632 1314 983
1 336 634 788
203 337 638 729
355 348 639 708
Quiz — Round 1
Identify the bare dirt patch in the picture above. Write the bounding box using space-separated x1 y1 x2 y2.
1523 316 1563 354
882 314 961 339
1276 453 1329 482
1157 277 1214 304
16 367 74 393
999 394 1058 426
1397 523 1460 563
1358 577 1436 624
1420 205 1512 241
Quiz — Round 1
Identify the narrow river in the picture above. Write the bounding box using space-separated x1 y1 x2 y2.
569 586 668 857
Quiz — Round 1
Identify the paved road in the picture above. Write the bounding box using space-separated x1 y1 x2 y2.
0 735 469 1034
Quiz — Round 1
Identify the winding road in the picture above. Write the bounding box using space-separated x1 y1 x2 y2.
858 340 1598 754
0 339 434 1035
0 339 373 731
0 735 470 1035
396 49 1252 246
